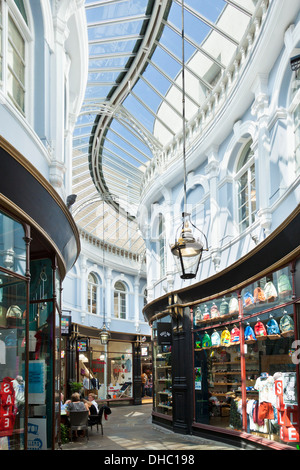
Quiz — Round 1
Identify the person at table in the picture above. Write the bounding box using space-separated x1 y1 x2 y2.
65 392 90 415
88 393 99 414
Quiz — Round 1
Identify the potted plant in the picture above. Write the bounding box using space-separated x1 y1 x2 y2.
69 381 83 395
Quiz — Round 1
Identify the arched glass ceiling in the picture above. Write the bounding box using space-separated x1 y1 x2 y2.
72 0 260 254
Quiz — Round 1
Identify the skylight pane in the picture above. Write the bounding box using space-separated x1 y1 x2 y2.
88 20 144 42
187 0 226 23
123 93 155 132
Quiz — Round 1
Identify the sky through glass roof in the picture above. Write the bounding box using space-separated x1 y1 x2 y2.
72 0 261 254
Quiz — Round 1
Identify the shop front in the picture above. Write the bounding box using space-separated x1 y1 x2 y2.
0 139 80 450
192 264 299 449
62 324 151 406
144 206 300 450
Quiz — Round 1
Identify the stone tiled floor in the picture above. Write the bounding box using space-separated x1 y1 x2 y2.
60 403 238 451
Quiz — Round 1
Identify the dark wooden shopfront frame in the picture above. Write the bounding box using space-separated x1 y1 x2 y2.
144 205 300 449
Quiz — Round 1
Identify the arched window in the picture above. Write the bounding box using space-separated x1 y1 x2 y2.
114 281 126 319
0 0 30 114
158 214 166 278
236 141 256 232
87 272 98 314
290 66 300 173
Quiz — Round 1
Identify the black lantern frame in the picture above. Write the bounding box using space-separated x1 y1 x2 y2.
171 212 208 279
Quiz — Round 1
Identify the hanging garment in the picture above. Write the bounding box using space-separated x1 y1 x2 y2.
202 306 210 321
243 292 255 309
266 318 280 335
277 274 292 298
221 329 231 346
279 314 294 334
254 375 276 405
210 303 220 319
211 331 221 347
253 287 265 304
244 325 256 341
219 298 229 316
258 402 274 420
228 297 239 314
202 333 212 348
263 281 277 302
230 327 240 343
194 306 202 325
254 321 267 338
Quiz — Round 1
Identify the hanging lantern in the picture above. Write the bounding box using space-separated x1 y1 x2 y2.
171 212 208 279
170 1 209 279
99 323 111 345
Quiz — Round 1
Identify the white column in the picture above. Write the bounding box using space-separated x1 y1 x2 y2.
134 276 140 331
49 12 69 197
80 255 87 323
205 146 220 272
251 74 272 236
105 267 112 327
164 202 175 292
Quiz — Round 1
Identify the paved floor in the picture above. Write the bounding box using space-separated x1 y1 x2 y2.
60 403 238 452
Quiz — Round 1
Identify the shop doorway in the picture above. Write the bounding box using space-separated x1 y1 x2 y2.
141 342 153 403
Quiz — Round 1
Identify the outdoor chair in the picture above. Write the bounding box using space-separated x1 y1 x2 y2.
88 405 103 435
69 410 89 441
116 382 132 398
88 405 111 435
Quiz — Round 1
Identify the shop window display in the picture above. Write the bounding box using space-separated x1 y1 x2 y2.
0 211 27 450
108 342 132 399
152 317 172 417
193 265 299 448
28 258 58 450
0 273 26 450
79 340 133 400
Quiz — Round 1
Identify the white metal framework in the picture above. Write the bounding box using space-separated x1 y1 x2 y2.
72 0 264 254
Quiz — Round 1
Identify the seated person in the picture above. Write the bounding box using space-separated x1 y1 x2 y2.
88 393 99 414
65 392 90 415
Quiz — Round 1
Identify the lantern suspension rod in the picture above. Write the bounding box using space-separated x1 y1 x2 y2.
182 0 187 215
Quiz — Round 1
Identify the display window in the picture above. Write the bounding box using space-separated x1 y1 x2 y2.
78 340 133 400
152 317 172 417
0 211 27 450
0 272 26 450
0 212 26 277
28 258 59 450
78 339 105 400
193 264 299 448
108 342 132 399
141 342 153 399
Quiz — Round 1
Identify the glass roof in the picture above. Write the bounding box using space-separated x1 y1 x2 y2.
72 0 260 255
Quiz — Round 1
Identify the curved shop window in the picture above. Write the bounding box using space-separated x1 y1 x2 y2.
0 211 27 450
193 264 299 448
152 316 172 418
29 258 61 450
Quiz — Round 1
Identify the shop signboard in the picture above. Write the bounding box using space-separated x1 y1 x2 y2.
27 418 47 450
157 323 172 346
61 316 71 336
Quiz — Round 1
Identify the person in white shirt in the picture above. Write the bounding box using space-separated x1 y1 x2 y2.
88 393 99 413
